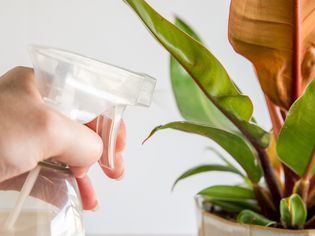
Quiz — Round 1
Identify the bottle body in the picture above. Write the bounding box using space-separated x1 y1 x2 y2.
0 161 84 236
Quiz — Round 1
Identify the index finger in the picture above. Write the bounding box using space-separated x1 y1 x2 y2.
85 118 126 153
85 117 126 178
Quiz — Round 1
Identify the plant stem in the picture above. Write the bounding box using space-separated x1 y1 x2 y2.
305 213 315 229
283 165 299 197
265 97 299 197
253 184 278 220
192 76 283 207
293 0 302 101
208 99 283 207
222 115 282 206
307 186 315 208
280 109 287 121
300 147 315 202
308 175 315 206
300 180 310 203
265 96 283 138
252 143 282 207
305 149 315 180
309 169 315 200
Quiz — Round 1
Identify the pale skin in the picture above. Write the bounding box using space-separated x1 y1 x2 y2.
0 67 126 210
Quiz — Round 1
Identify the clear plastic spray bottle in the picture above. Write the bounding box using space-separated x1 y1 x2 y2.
0 46 156 236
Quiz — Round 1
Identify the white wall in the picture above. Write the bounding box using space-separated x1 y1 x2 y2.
0 0 271 235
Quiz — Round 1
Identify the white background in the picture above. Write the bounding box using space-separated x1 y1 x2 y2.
0 0 271 235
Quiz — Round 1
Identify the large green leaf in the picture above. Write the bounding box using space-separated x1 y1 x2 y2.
199 185 255 200
277 80 315 176
173 17 202 43
172 164 244 190
144 121 262 183
280 194 307 228
124 0 270 148
170 18 236 131
125 0 250 120
237 210 276 227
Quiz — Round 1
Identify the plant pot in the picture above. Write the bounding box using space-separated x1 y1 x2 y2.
195 196 315 236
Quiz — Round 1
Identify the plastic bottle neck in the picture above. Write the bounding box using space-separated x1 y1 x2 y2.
39 160 70 173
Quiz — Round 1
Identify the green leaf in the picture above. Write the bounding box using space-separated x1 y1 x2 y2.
125 0 250 120
289 194 307 228
237 210 276 227
199 185 255 200
172 164 244 190
277 80 315 176
206 147 236 168
206 147 253 187
238 121 270 148
205 147 244 173
280 194 307 228
201 186 260 214
171 17 258 129
170 18 237 131
280 198 292 228
173 17 202 42
210 199 260 213
144 121 262 182
124 0 270 148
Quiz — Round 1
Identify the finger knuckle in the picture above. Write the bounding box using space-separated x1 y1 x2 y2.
11 66 35 82
3 67 41 100
35 108 60 141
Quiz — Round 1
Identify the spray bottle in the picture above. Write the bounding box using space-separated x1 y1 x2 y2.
0 45 156 235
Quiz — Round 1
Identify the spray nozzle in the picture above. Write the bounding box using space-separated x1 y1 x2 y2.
29 45 156 170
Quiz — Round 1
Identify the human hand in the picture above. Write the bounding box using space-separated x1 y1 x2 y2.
0 67 126 210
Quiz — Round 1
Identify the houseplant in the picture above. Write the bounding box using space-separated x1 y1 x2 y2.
124 0 315 235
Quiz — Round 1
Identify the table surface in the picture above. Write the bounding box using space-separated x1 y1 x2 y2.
88 235 195 236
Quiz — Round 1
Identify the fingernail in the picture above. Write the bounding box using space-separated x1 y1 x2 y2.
91 203 100 212
90 199 100 212
116 170 125 181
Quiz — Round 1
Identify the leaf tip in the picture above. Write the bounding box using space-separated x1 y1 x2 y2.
170 183 176 192
142 125 163 144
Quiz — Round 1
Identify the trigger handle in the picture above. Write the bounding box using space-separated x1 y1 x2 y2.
96 105 125 170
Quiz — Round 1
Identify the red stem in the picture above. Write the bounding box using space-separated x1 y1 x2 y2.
265 97 298 197
283 165 299 197
309 175 315 196
293 0 302 101
300 147 315 202
253 184 278 220
265 96 282 137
